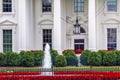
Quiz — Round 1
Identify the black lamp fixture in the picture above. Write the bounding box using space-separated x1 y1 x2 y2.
73 0 81 34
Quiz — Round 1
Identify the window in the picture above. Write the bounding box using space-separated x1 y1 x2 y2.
3 30 12 53
107 28 117 50
3 0 12 12
74 39 84 50
42 0 52 12
43 29 52 50
74 0 84 12
107 0 117 11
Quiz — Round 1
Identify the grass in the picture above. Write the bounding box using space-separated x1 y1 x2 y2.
0 66 120 72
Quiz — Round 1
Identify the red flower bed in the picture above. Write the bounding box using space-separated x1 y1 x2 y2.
62 49 83 54
0 71 120 80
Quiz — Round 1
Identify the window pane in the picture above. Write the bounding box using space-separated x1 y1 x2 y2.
107 0 117 11
3 0 12 12
43 29 52 50
42 0 52 12
3 30 12 53
107 28 117 50
74 0 84 12
74 39 84 50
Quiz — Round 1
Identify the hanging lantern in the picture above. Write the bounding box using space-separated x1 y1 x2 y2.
74 19 81 34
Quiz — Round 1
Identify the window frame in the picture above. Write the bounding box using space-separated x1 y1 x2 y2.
3 29 12 53
107 28 117 50
42 29 52 50
107 0 117 12
2 0 12 12
74 39 84 50
42 0 52 12
74 0 84 12
0 0 15 14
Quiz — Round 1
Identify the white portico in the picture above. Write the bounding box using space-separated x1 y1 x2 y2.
0 0 120 54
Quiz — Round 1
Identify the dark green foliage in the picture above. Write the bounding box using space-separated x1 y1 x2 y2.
34 51 44 66
114 50 120 65
88 52 102 66
103 52 116 66
20 51 34 67
50 50 59 66
63 50 77 58
98 50 106 65
5 52 20 66
55 55 67 67
80 50 91 65
63 50 78 66
66 56 78 66
0 53 6 66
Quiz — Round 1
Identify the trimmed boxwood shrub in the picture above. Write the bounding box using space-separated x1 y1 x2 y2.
20 51 34 67
98 50 106 65
114 50 120 65
88 52 102 66
103 52 116 66
66 56 78 66
33 50 44 66
50 50 59 66
63 50 78 66
55 55 67 67
5 52 20 66
0 53 6 66
63 50 77 58
80 50 91 65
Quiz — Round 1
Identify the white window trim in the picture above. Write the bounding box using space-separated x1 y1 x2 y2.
104 0 119 15
0 25 16 52
40 0 53 15
103 24 119 50
37 24 53 50
0 0 15 15
71 35 87 50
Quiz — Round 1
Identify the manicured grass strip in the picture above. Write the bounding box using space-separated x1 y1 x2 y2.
0 66 120 72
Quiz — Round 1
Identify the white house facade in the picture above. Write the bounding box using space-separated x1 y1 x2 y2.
0 0 120 54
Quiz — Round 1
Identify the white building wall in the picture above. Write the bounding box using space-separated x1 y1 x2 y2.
0 0 18 52
0 0 120 53
34 0 53 50
96 0 120 50
66 0 88 50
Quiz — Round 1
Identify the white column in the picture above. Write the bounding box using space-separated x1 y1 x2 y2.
53 0 62 54
88 0 96 50
18 0 27 51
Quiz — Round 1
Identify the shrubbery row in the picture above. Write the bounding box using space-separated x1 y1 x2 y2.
1 49 119 67
0 50 78 67
80 50 120 66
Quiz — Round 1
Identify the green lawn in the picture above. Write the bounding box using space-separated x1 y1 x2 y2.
0 66 120 72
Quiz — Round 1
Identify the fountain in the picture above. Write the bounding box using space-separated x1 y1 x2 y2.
41 43 53 76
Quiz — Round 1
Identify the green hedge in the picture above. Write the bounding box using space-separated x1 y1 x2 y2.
33 51 44 66
63 50 77 58
80 50 91 65
63 50 78 66
88 52 102 66
98 50 106 65
50 50 59 66
55 55 67 67
114 50 120 65
1 50 120 67
5 52 20 66
103 52 116 66
0 53 6 66
66 56 78 66
20 51 34 67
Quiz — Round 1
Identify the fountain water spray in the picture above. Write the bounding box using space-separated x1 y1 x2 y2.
41 43 53 76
